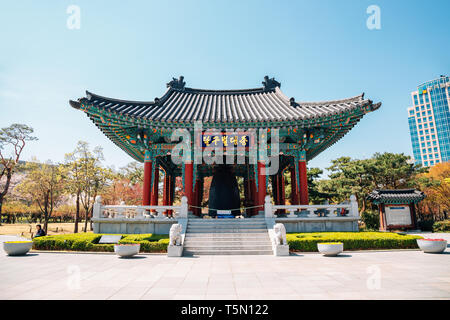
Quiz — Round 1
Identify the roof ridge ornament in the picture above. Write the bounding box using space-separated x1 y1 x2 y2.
262 76 281 91
289 97 299 108
167 76 186 90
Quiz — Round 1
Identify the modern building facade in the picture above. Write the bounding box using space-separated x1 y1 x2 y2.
408 75 450 167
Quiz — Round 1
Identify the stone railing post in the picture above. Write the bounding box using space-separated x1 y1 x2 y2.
179 196 188 218
93 196 102 219
264 195 273 218
350 195 359 218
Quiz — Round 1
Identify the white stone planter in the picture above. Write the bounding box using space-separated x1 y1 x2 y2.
114 244 140 257
317 243 343 256
417 239 447 253
3 241 33 256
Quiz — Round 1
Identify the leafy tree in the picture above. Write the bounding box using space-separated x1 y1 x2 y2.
15 160 66 233
119 161 144 185
101 174 143 205
0 124 37 224
371 152 424 189
307 167 331 204
322 157 374 212
414 162 450 221
75 142 112 232
64 148 85 233
319 153 424 214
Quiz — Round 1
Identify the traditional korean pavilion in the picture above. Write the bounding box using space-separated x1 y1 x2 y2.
70 76 381 216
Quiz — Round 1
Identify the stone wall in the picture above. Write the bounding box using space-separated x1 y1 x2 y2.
93 219 177 234
275 217 359 233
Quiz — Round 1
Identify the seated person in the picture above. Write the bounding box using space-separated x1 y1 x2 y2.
33 224 46 238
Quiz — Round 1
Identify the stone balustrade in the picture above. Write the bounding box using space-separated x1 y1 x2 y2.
264 195 360 232
264 195 359 218
91 196 188 234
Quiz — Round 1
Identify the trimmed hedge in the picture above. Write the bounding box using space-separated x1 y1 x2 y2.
433 220 450 233
287 232 422 252
33 232 424 253
33 233 169 253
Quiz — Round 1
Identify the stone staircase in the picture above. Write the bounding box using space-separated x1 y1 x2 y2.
183 218 273 255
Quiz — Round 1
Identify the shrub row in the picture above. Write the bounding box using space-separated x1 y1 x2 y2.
287 232 422 252
32 233 169 253
433 220 450 233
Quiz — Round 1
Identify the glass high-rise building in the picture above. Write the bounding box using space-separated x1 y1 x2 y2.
407 75 450 167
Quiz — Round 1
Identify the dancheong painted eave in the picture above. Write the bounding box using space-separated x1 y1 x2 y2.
69 76 381 162
70 75 381 128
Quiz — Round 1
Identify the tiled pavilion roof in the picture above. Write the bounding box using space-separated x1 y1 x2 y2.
69 76 381 162
70 76 380 128
367 189 426 205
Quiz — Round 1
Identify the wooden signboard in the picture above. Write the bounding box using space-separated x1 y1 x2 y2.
385 205 412 226
99 235 122 244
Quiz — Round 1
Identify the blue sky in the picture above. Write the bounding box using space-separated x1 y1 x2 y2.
1 0 449 174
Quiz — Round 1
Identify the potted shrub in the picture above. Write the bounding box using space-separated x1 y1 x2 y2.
3 241 33 256
114 243 140 258
416 239 447 253
317 242 344 256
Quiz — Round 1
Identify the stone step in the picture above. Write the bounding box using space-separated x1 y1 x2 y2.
189 218 266 222
187 224 267 228
184 241 272 250
185 239 270 244
184 246 273 251
184 238 270 243
186 229 268 233
183 249 273 255
185 233 270 238
183 217 272 256
187 225 267 230
188 221 267 224
187 222 267 226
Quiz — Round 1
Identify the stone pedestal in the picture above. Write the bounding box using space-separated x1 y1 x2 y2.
167 245 183 257
274 244 289 256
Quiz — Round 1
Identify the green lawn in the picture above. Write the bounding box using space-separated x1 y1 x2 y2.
32 233 169 253
287 232 423 252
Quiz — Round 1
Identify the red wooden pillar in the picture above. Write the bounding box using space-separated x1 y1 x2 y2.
257 161 266 213
184 161 193 210
290 166 298 205
279 172 286 205
142 151 152 206
193 178 201 216
151 165 159 208
298 160 309 205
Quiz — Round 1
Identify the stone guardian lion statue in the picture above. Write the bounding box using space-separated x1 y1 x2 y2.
272 223 287 246
169 224 182 246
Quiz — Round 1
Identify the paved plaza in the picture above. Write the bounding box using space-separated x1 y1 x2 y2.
0 234 449 300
